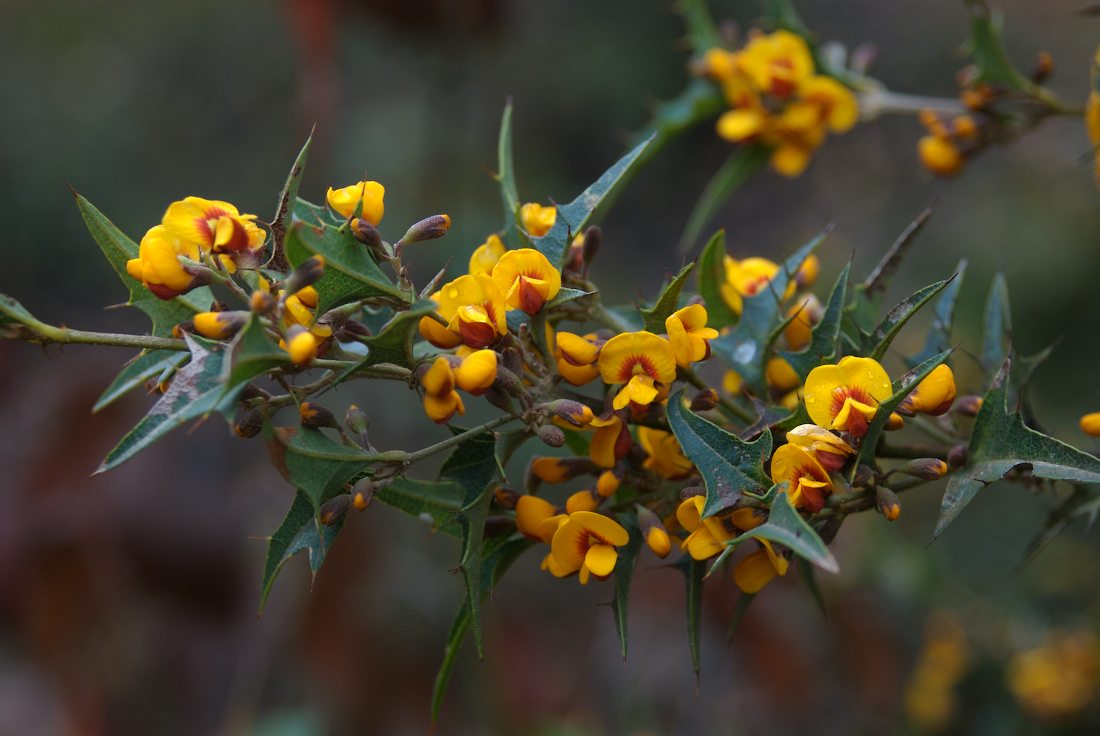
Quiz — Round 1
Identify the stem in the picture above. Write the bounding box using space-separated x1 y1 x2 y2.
859 88 967 119
402 415 519 465
877 440 951 459
823 474 938 515
679 366 753 423
13 322 186 351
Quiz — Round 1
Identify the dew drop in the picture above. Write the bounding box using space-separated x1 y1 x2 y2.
806 395 816 404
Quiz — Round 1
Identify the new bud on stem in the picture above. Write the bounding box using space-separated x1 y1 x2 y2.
902 458 949 480
300 402 340 430
351 217 384 253
536 424 566 448
319 494 352 526
234 408 263 438
876 486 901 521
400 214 451 245
690 388 719 412
284 255 326 296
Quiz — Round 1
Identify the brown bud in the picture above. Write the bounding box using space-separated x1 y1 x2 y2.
853 464 877 489
299 402 340 430
351 478 374 511
902 458 949 480
353 491 371 512
947 443 969 469
209 300 230 313
885 412 905 431
337 319 372 341
501 347 523 376
351 217 384 252
319 494 352 526
876 486 901 521
547 399 594 427
494 485 520 510
680 485 705 499
690 388 719 412
535 424 566 448
284 255 326 295
400 214 451 245
250 289 277 315
233 408 264 439
1031 51 1053 83
954 395 983 417
581 225 602 265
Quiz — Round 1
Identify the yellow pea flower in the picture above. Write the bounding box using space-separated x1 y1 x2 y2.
1007 631 1100 719
285 326 318 366
161 196 266 254
899 364 957 416
555 331 601 386
326 180 385 224
675 496 760 561
422 356 465 424
452 348 498 395
733 539 790 594
548 511 629 584
765 356 801 394
418 295 463 349
800 76 859 133
589 413 631 469
597 331 677 411
804 356 892 438
665 304 719 367
565 490 600 514
720 256 794 314
125 225 198 300
723 369 744 395
770 444 833 513
428 274 508 349
1080 412 1100 436
784 293 823 351
638 426 694 480
469 233 506 276
519 202 556 237
596 470 621 498
737 30 815 99
515 495 563 543
192 311 247 340
785 424 855 473
491 248 562 315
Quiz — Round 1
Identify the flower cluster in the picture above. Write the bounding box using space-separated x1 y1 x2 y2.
698 30 858 176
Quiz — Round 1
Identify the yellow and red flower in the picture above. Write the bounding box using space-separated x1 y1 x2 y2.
770 443 834 513
676 496 764 560
589 413 631 469
548 511 629 584
597 331 677 411
491 248 561 315
418 274 507 349
638 426 694 480
555 331 601 385
161 196 266 255
733 539 790 593
666 304 719 367
125 225 201 300
422 356 464 423
785 424 855 473
804 356 892 438
515 495 565 543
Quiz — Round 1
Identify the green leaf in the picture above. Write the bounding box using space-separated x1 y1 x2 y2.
742 485 838 573
268 130 313 273
93 350 187 413
797 556 827 617
709 228 827 392
666 389 772 518
259 489 342 611
727 592 756 639
611 515 644 661
640 263 695 333
849 349 954 478
907 260 967 368
681 0 721 55
221 315 288 407
1018 486 1100 568
964 0 1035 92
440 429 504 658
679 146 771 254
864 278 951 361
933 360 1100 540
495 102 523 247
97 334 242 473
981 273 1012 377
374 477 463 536
284 220 408 314
292 196 341 228
342 301 436 374
545 287 593 309
430 537 533 725
779 261 850 379
847 208 934 336
697 230 738 329
533 134 655 267
267 426 377 511
677 556 706 680
630 78 724 153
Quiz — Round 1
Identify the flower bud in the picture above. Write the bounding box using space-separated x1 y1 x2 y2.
902 458 950 480
299 401 340 430
1081 412 1100 437
948 443 969 469
319 494 352 526
635 505 671 558
400 214 451 245
581 225 601 265
853 463 877 489
233 408 264 439
536 424 566 448
547 399 595 428
284 255 326 296
353 491 371 511
596 469 621 499
955 395 983 417
565 489 600 514
193 310 249 340
286 326 318 365
351 217 384 252
528 456 595 485
918 135 963 177
690 388 719 412
494 485 520 510
680 485 704 499
337 319 372 341
876 486 901 521
795 254 820 290
351 478 374 511
886 412 905 431
345 404 371 445
250 289 277 315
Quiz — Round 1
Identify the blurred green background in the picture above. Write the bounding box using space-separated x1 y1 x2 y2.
1 0 1099 734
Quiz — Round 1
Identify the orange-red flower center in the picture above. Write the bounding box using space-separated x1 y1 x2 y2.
617 355 658 383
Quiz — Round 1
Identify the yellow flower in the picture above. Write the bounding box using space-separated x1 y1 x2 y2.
804 356 892 438
770 444 834 513
418 300 463 349
529 456 579 484
1081 412 1100 436
597 331 677 411
125 225 198 300
799 76 859 133
515 495 564 543
1007 631 1100 719
900 364 957 416
452 348 498 395
676 496 760 561
430 274 508 349
737 30 814 99
192 311 247 340
765 356 801 394
784 293 823 351
285 326 318 366
589 414 630 469
326 181 385 224
565 490 600 514
723 369 744 395
720 256 793 314
491 248 562 314
665 304 719 367
785 424 855 473
422 356 464 423
638 426 694 480
596 470 621 498
555 331 601 386
548 511 629 584
795 254 820 290
161 196 265 254
646 526 672 558
519 202 557 237
733 539 790 593
469 234 506 276
918 135 963 177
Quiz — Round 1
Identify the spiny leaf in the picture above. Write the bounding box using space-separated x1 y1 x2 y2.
678 146 771 254
495 102 524 248
342 301 437 374
742 485 838 573
933 359 1100 540
1018 486 1100 569
780 261 850 379
268 130 313 273
907 260 967 368
865 278 951 361
533 134 655 268
374 477 464 536
964 0 1035 92
259 489 342 611
93 350 187 413
677 555 706 680
666 389 772 518
859 208 934 301
727 592 756 639
220 316 287 408
267 426 378 511
981 273 1012 377
640 262 695 333
612 514 644 661
681 0 721 55
697 230 738 329
284 220 408 314
546 288 593 309
97 334 241 473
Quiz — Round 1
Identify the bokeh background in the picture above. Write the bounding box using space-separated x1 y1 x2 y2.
2 0 1099 734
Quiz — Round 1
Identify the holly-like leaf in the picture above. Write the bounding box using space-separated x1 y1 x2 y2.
907 260 967 368
267 426 378 511
676 555 706 680
533 134 655 268
964 0 1035 92
709 228 827 392
495 102 524 248
97 334 242 473
430 537 533 725
741 484 838 573
640 263 695 333
679 145 771 254
221 315 288 406
667 389 772 518
849 349 954 478
727 592 756 639
933 360 1100 540
1018 486 1100 568
697 230 738 329
981 273 1012 377
93 350 188 413
259 489 342 611
864 278 951 361
374 478 464 536
780 261 850 379
342 301 436 374
611 514 644 661
268 130 313 273
284 220 409 314
546 288 593 310
292 196 342 228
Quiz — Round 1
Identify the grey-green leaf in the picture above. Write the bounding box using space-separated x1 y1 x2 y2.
981 273 1012 377
742 485 838 573
612 514 644 660
640 263 695 333
679 145 771 254
267 426 378 511
259 489 342 611
907 260 966 368
865 278 951 362
269 130 314 273
696 230 738 329
780 261 850 379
